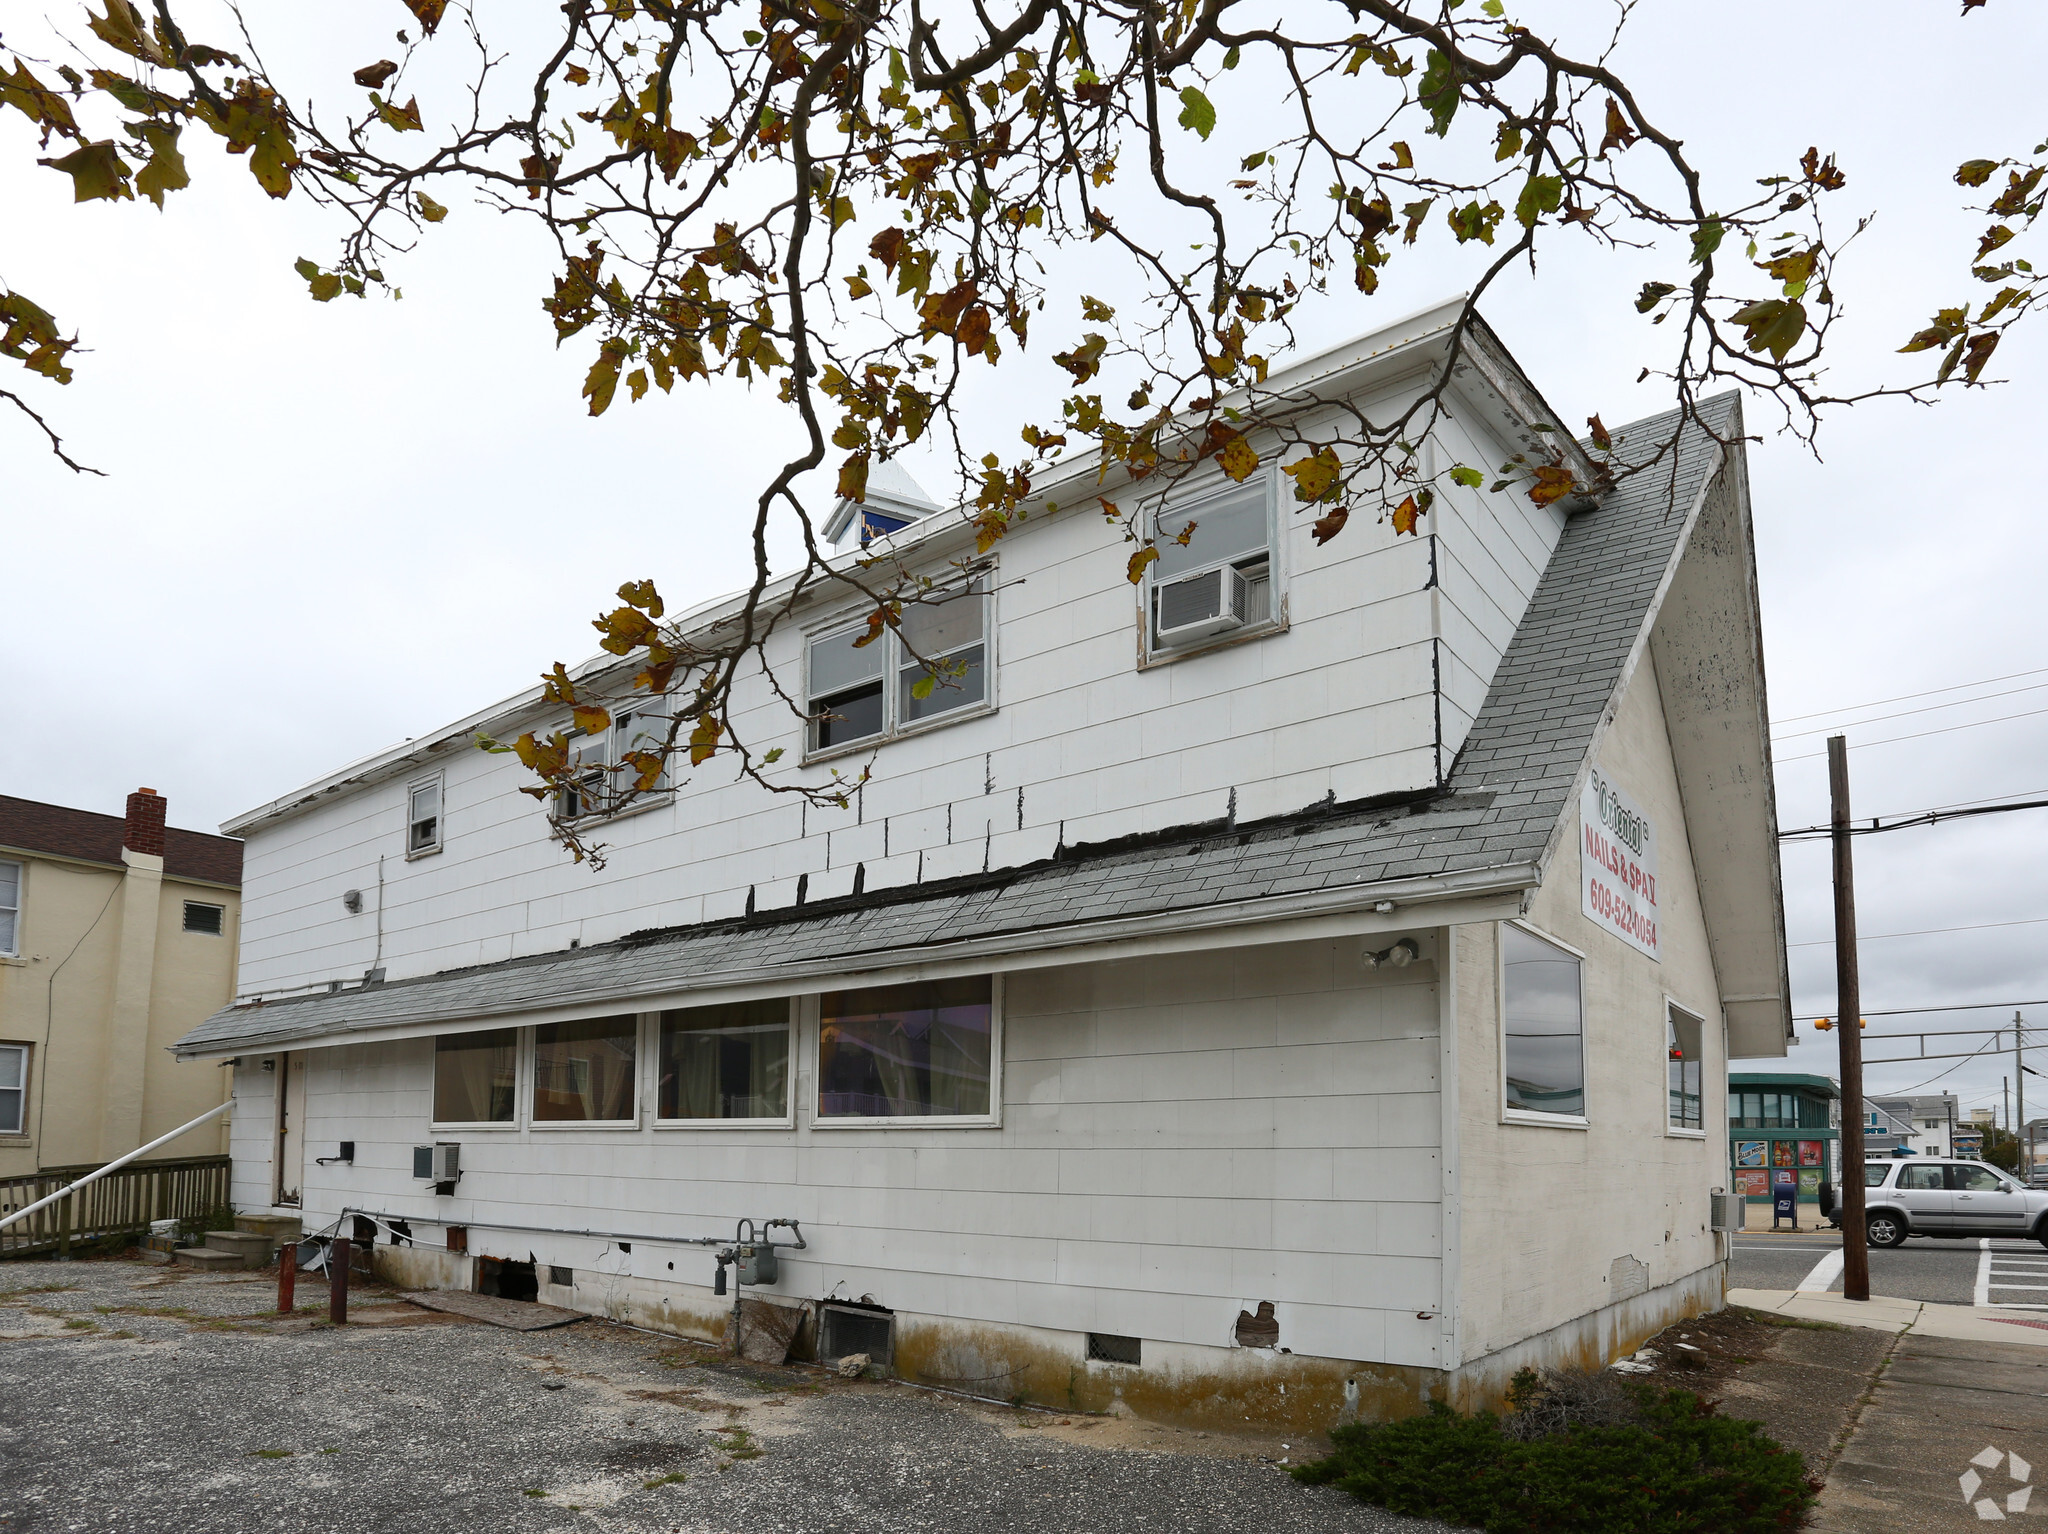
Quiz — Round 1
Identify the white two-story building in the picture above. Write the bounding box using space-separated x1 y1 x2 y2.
176 300 1791 1431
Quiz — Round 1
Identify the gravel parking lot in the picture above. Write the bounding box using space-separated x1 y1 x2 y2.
0 1260 1447 1534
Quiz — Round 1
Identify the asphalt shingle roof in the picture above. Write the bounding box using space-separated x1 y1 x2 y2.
174 395 1735 1057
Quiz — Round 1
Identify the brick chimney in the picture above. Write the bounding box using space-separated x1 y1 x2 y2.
123 788 167 857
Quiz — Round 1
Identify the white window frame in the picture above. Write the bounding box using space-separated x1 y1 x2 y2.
1138 468 1286 666
406 773 444 858
0 858 20 958
653 998 799 1130
1664 997 1707 1138
554 699 676 826
527 1014 645 1130
0 1042 29 1137
809 974 1004 1130
1497 920 1589 1129
181 900 226 936
803 572 997 763
428 1025 526 1132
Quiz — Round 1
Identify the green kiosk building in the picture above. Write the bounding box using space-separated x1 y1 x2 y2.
1728 1072 1841 1223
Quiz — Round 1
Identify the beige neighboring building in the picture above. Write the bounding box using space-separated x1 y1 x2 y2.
0 789 242 1173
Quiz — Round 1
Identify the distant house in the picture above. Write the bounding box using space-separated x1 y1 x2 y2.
176 304 1792 1431
1868 1093 1958 1160
1727 1072 1839 1214
0 790 241 1174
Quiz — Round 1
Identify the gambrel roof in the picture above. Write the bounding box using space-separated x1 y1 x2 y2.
177 392 1790 1060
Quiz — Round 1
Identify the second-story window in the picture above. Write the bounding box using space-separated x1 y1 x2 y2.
407 776 443 855
0 860 18 956
807 579 989 753
1147 477 1275 652
558 698 672 821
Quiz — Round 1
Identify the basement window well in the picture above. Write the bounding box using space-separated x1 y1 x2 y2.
818 1303 894 1367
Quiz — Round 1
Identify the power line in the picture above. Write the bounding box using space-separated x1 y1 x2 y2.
1795 999 2048 1021
1788 915 2048 949
1772 679 2048 742
1777 707 2048 764
1771 666 2048 728
1778 794 2048 841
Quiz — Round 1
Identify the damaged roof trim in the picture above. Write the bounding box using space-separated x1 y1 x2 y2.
173 859 1533 1058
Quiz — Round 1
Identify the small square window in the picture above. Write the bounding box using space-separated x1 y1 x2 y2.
556 700 672 822
407 777 442 855
182 901 225 936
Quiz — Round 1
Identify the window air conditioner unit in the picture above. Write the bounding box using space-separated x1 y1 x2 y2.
413 1143 460 1183
1155 564 1249 646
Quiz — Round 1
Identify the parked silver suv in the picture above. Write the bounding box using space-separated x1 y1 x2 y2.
1825 1158 2048 1248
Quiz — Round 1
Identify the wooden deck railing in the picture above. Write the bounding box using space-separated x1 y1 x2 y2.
0 1155 233 1259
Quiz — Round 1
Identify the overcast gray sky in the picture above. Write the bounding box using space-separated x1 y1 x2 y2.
6 0 2046 1124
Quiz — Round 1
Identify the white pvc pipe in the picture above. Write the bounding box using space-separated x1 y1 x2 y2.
0 1098 234 1233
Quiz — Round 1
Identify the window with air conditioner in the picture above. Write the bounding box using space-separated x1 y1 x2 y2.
806 578 990 755
1146 477 1276 653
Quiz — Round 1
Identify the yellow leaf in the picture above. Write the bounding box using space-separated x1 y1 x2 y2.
616 578 665 617
1216 434 1260 483
38 141 132 203
401 0 448 36
1527 465 1576 507
1281 446 1342 503
688 714 722 766
415 191 448 222
572 704 612 736
1391 496 1421 536
132 122 188 209
1127 546 1158 584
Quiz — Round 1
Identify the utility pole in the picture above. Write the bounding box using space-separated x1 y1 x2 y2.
1829 736 1870 1303
2017 1013 2027 1179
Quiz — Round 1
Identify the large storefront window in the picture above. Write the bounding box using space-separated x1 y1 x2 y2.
433 1028 517 1124
818 977 993 1120
659 1000 790 1120
533 1016 637 1122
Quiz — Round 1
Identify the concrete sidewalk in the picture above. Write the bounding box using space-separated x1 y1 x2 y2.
1731 1286 2048 1347
1729 1289 2048 1529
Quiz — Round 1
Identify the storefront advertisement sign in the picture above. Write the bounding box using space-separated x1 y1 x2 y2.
1581 766 1659 960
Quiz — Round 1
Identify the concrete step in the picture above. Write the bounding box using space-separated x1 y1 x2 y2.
174 1245 245 1271
204 1230 276 1268
235 1214 302 1242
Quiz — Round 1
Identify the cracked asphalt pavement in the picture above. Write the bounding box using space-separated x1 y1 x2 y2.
0 1260 1448 1533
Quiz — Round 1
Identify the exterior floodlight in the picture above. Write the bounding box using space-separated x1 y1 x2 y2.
1362 938 1421 969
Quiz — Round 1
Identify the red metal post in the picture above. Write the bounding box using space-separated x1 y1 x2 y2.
328 1237 350 1324
278 1238 297 1314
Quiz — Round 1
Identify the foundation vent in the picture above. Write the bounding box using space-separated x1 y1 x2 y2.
548 1266 574 1287
1086 1332 1142 1366
819 1303 894 1366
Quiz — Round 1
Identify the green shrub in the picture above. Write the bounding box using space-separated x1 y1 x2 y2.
1292 1372 1817 1533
